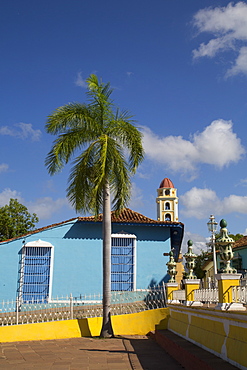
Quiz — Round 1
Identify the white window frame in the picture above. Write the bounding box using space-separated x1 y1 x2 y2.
19 239 54 303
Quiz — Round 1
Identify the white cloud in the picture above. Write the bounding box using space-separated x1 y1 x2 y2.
0 123 41 141
193 120 244 165
180 187 220 219
141 119 245 177
18 123 42 141
239 178 247 186
0 127 13 136
193 35 234 59
180 187 247 219
0 188 69 220
0 188 23 206
0 164 9 174
223 194 247 214
226 46 247 77
192 2 247 76
182 230 207 254
129 182 144 209
27 197 69 219
75 72 87 88
142 126 196 174
136 171 151 180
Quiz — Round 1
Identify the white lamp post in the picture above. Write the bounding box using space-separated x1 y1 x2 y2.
207 215 218 277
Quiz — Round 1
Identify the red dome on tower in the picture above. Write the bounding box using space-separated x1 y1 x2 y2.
159 178 174 189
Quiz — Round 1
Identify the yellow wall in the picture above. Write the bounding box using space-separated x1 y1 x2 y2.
0 318 103 342
112 308 168 335
0 319 83 343
0 308 169 343
168 305 247 369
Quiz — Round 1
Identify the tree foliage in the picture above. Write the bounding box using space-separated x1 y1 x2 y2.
215 233 244 241
0 199 39 241
193 233 244 279
229 233 244 242
193 250 211 279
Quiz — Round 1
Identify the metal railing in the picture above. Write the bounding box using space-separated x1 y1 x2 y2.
0 285 167 326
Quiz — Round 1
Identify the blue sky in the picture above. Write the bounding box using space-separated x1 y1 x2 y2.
1 0 247 252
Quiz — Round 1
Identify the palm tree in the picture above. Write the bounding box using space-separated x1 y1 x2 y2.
45 74 144 337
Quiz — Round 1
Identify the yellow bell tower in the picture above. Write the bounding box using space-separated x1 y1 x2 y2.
156 178 179 222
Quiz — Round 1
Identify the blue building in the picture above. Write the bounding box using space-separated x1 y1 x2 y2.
0 179 184 302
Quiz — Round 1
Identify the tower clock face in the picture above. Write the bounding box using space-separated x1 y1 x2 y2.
165 189 170 196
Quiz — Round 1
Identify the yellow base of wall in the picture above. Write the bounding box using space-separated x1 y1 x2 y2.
0 319 82 343
169 305 247 370
112 308 169 335
0 308 169 343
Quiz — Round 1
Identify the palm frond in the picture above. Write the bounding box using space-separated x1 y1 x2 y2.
87 74 113 99
86 74 113 119
45 125 103 175
66 135 133 215
67 143 100 213
109 116 144 172
67 139 109 215
46 73 144 216
103 136 131 211
110 155 131 211
45 103 96 135
86 74 100 92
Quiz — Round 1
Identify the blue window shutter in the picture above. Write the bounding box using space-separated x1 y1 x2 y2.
22 246 51 303
111 236 135 291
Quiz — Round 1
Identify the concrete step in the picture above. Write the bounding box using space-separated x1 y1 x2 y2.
151 329 238 370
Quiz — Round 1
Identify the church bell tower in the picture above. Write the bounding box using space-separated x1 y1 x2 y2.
156 178 178 222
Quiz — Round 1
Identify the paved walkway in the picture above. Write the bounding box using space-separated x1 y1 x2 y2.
0 335 184 370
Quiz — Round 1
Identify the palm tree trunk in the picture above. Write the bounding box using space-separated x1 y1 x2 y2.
100 181 114 338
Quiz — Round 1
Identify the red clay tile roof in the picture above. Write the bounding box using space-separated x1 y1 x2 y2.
233 236 247 249
78 208 183 225
0 208 183 244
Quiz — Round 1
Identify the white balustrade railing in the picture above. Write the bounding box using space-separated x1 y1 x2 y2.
172 290 186 301
171 286 247 305
194 288 219 303
232 285 247 304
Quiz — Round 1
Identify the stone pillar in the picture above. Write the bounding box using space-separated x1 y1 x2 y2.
165 250 179 303
183 279 202 306
215 219 246 311
215 273 245 311
183 240 202 306
165 282 179 304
